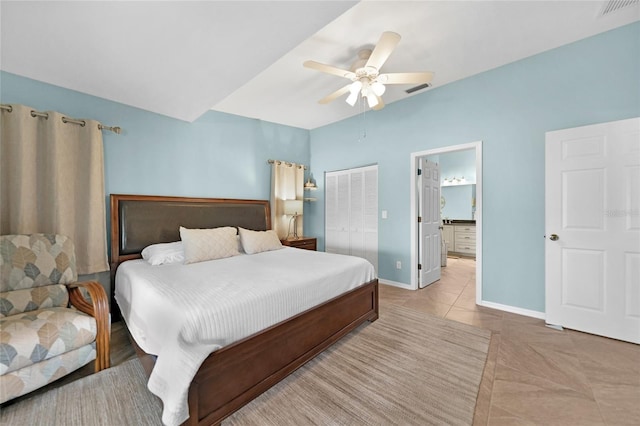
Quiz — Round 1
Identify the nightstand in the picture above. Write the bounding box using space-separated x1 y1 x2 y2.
281 237 317 251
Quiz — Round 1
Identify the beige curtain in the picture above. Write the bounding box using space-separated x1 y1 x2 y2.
0 104 108 274
270 160 304 240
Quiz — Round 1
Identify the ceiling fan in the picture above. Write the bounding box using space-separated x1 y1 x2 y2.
303 31 433 110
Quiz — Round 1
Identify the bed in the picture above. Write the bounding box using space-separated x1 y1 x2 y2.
109 194 379 426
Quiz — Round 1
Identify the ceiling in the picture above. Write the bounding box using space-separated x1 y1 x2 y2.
1 1 638 130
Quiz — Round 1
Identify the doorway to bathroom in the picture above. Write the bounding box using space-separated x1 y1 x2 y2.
410 141 482 306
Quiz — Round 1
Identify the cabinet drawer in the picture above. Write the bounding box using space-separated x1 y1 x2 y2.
455 226 475 233
281 237 317 251
454 225 475 242
455 233 476 244
292 240 316 251
454 242 476 254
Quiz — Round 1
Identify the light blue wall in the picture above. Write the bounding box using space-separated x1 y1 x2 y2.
308 23 640 312
439 149 476 184
0 72 310 202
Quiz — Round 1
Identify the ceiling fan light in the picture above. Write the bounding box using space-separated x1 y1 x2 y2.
371 81 386 96
360 80 371 97
366 93 379 108
346 91 359 106
349 80 363 94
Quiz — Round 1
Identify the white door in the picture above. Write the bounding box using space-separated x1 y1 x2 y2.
545 117 640 343
420 159 441 288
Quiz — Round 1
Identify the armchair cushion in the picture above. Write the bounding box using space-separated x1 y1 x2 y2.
0 234 77 292
0 345 96 403
0 307 97 375
0 285 69 318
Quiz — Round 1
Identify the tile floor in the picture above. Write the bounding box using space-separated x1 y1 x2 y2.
379 256 640 426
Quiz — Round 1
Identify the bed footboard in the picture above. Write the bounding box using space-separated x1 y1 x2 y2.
185 278 378 426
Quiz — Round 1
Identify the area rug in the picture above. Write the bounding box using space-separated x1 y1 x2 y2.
0 358 163 426
226 304 491 425
0 304 491 426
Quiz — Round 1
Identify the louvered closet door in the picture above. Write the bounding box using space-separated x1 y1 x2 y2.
325 166 378 273
363 167 378 272
350 171 365 259
325 172 350 255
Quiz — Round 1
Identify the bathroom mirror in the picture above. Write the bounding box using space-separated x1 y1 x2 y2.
440 184 475 220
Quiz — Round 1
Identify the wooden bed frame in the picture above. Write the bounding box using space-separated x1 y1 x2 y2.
109 194 379 426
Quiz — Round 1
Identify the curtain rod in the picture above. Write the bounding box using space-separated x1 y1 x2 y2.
0 104 122 134
267 159 308 170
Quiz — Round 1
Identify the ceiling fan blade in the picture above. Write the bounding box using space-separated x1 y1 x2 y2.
379 72 434 85
304 60 355 79
372 95 385 111
365 31 401 71
319 84 352 104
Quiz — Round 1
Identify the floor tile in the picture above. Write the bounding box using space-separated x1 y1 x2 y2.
416 285 461 305
401 296 452 318
568 330 640 384
454 292 479 310
378 284 413 306
496 334 593 397
445 306 504 333
590 383 640 425
489 364 605 425
427 278 468 293
500 320 576 356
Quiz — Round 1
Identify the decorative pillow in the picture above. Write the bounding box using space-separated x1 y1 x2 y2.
141 241 185 266
238 228 283 255
179 226 240 264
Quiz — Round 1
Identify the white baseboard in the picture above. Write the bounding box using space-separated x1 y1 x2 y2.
479 300 546 320
378 279 413 290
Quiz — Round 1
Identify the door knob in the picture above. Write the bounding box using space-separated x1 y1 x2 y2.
549 234 559 241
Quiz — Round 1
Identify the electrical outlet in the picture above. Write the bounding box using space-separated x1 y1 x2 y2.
396 261 402 269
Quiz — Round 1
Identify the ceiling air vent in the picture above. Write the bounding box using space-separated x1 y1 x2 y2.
405 83 431 94
599 0 638 16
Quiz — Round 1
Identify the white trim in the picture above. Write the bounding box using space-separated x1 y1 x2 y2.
409 142 482 303
378 278 413 290
479 300 546 320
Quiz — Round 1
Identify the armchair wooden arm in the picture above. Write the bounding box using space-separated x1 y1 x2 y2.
67 281 111 371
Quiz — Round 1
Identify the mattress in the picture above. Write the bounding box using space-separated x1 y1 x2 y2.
115 247 376 426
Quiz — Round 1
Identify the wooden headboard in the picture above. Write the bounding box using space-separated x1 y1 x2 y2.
109 194 271 271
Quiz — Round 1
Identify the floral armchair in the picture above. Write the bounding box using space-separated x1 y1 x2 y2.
0 234 110 403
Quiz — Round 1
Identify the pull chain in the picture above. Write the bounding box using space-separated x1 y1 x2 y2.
357 95 367 142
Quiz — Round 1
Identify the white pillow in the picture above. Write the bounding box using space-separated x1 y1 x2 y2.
238 227 283 255
179 226 240 264
141 241 185 266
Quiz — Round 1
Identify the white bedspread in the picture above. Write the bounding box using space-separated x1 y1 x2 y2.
115 247 375 426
